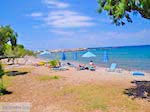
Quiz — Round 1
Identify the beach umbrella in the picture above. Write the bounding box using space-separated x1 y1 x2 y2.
103 51 108 63
61 52 66 60
73 52 77 60
82 51 96 58
40 51 51 55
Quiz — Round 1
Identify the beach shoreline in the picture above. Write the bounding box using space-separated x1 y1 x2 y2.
37 55 150 74
38 45 150 73
3 56 150 76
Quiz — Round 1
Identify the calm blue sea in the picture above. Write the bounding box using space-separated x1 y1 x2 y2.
39 45 150 72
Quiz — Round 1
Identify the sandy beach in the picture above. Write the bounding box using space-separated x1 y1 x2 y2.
0 57 150 112
1 0 150 111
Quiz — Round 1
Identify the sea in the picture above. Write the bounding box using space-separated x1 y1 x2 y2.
38 45 150 72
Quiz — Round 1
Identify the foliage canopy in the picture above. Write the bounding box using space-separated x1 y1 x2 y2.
4 44 35 57
98 0 150 25
0 25 35 58
0 25 17 55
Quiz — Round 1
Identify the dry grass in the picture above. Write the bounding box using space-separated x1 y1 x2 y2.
37 75 61 81
0 75 14 96
2 75 15 88
57 84 144 112
1 66 33 89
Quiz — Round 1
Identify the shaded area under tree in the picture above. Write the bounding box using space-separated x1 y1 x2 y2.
124 80 150 101
6 71 28 76
0 89 12 96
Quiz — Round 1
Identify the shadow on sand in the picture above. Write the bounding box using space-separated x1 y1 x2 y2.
6 71 28 76
0 89 12 96
0 71 28 96
124 80 150 101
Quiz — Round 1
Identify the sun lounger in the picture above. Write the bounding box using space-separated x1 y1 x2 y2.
132 71 144 76
107 63 122 72
59 66 68 71
107 63 117 72
79 66 86 70
51 66 68 71
34 61 46 66
67 62 76 68
88 66 96 71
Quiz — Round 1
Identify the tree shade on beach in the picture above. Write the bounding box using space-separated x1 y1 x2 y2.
98 0 150 25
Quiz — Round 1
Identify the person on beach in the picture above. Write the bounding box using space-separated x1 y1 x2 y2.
79 64 85 70
89 60 96 71
89 60 95 66
78 64 88 70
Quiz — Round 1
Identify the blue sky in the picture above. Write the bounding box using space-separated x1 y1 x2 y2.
0 0 150 50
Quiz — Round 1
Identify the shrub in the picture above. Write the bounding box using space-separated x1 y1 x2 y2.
0 63 4 78
48 60 59 67
4 44 36 58
38 75 60 81
0 63 5 95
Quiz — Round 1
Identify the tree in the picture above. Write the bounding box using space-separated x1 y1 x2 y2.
4 44 35 58
4 44 35 64
98 0 150 25
0 25 17 55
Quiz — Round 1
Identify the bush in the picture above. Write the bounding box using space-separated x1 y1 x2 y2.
48 60 59 67
0 63 4 78
4 44 36 58
0 83 6 96
0 63 5 95
38 75 60 81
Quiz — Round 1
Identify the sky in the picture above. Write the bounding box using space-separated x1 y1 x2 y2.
0 0 150 50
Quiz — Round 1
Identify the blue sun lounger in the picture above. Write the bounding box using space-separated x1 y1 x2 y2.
107 63 122 73
51 66 68 71
132 72 144 76
67 62 76 68
107 63 117 72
